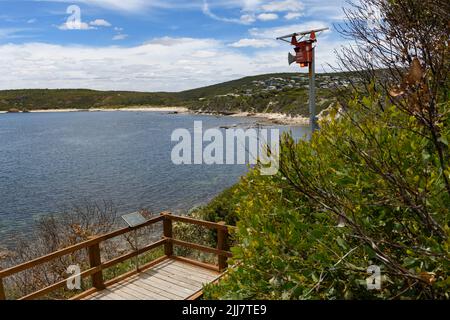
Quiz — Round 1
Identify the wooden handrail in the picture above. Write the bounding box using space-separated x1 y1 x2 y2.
167 238 233 258
0 279 5 300
163 213 231 230
217 221 230 271
88 243 104 290
162 212 173 257
0 215 164 279
18 239 166 300
0 212 232 300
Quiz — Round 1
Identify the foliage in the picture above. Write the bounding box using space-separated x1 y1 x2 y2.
0 73 350 116
203 0 449 300
0 89 180 111
172 185 242 263
204 91 449 300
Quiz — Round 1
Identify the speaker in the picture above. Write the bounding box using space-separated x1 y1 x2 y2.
288 52 296 65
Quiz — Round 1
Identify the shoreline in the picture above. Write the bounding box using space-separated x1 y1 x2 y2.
0 106 310 126
229 111 310 126
29 106 190 113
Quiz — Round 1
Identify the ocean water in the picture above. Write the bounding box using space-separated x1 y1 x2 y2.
0 111 310 246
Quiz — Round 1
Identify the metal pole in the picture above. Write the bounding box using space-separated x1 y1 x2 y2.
309 46 318 132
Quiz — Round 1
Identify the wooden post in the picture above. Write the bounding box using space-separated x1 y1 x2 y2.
217 222 229 271
88 243 105 290
162 212 173 257
0 278 5 300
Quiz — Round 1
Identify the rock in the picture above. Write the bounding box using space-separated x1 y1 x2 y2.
7 108 20 113
217 111 238 116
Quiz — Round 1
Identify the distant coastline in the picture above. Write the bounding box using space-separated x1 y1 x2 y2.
28 106 189 113
0 106 311 126
0 73 346 124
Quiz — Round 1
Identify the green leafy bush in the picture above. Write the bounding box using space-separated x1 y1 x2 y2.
204 90 449 299
203 0 449 300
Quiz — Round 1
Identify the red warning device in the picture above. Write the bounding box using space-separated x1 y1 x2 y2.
276 27 329 132
290 31 315 67
277 28 327 68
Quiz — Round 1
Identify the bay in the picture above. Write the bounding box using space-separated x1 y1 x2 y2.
0 111 310 246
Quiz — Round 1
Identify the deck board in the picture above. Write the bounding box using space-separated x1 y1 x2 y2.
162 260 218 276
144 267 210 286
143 272 203 291
157 261 218 278
139 271 199 293
84 259 219 300
117 275 183 299
159 265 217 282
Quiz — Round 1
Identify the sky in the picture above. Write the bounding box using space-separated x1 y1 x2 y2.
0 0 350 92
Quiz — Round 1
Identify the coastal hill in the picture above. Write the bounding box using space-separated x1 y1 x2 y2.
0 72 355 116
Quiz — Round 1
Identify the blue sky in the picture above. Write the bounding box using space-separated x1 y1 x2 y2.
0 0 349 91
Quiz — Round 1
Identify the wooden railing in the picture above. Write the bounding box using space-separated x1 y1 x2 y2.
0 212 232 300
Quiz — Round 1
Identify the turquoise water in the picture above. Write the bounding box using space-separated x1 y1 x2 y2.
0 111 310 245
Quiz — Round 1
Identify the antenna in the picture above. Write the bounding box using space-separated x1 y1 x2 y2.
276 27 329 133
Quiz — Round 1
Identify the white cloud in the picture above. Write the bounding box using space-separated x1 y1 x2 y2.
112 34 128 41
89 19 112 27
202 0 307 24
191 50 218 58
0 28 30 39
249 21 329 38
261 0 304 12
38 0 167 12
240 14 256 24
0 32 348 92
284 12 302 20
57 18 112 30
58 21 94 30
240 0 263 11
0 39 291 91
27 19 37 24
229 38 278 48
257 13 278 21
202 1 256 25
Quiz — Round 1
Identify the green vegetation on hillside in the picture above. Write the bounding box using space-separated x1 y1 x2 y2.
0 73 353 116
0 89 179 111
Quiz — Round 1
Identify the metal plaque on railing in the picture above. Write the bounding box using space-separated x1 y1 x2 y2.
121 212 147 228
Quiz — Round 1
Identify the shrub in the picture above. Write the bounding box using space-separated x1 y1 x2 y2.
204 90 449 299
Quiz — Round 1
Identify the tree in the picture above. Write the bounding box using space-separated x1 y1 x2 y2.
334 0 450 195
204 0 449 299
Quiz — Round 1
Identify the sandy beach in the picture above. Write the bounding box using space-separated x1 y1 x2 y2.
1 106 310 126
229 112 310 126
29 106 189 113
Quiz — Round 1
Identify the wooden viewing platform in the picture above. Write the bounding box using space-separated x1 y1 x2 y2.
0 212 232 300
84 259 220 300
